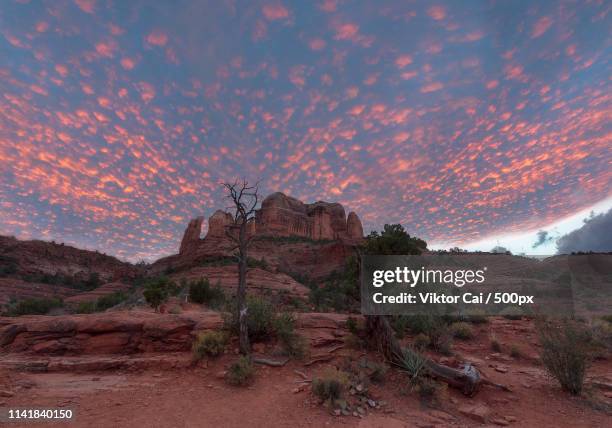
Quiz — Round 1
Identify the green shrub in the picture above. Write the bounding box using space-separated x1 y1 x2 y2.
224 296 276 341
247 257 269 271
143 277 177 311
346 316 359 335
312 368 349 404
414 377 445 406
510 345 522 359
76 301 97 314
273 312 306 358
0 260 18 276
450 322 474 340
413 333 431 350
188 278 225 308
537 319 590 395
368 362 387 384
391 316 410 339
500 306 524 320
192 331 227 359
464 313 489 324
396 347 429 384
226 356 254 386
6 297 63 316
95 291 126 311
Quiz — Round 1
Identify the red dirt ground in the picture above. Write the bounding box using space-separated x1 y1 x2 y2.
1 317 610 427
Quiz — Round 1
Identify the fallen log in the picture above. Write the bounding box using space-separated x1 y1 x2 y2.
252 357 289 367
365 315 509 397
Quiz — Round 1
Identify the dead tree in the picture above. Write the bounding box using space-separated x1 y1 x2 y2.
223 179 260 355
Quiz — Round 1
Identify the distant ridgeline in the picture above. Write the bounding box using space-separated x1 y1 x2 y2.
179 192 364 254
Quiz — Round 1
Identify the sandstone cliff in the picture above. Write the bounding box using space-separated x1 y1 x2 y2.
177 192 364 255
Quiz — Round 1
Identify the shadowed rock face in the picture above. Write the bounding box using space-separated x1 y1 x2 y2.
347 212 363 239
206 210 233 239
179 217 203 254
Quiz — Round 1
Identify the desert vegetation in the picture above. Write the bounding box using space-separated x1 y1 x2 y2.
536 318 591 395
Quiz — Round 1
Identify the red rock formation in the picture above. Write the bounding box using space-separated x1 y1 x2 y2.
205 210 233 239
347 211 363 239
0 235 137 284
0 311 350 356
251 192 358 241
179 217 203 254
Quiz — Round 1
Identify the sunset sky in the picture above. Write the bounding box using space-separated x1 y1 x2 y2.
0 0 610 261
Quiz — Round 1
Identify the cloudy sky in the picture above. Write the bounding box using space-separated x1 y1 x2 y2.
0 0 610 261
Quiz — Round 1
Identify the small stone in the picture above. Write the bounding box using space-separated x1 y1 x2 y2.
495 366 509 373
367 399 376 408
341 409 350 416
215 370 227 379
332 409 341 416
458 403 491 424
357 406 365 414
352 411 359 417
292 387 302 394
492 418 509 426
505 416 517 422
356 384 364 392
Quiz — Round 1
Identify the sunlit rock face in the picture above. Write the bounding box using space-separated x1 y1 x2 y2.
178 192 363 253
253 192 361 241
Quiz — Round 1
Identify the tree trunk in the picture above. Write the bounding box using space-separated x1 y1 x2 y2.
237 222 250 355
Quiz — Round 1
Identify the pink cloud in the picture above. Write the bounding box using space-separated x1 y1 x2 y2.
55 64 68 77
121 57 136 70
531 16 553 38
136 82 156 103
74 0 95 14
309 38 326 51
95 40 116 58
395 54 413 69
334 22 359 40
420 82 443 93
318 0 338 12
288 66 306 87
427 6 446 21
35 22 49 33
146 30 168 47
262 3 290 21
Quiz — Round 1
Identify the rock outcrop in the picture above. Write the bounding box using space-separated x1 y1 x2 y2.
205 210 233 239
254 193 353 241
0 311 350 356
179 217 203 254
178 192 363 254
0 235 136 282
347 211 363 239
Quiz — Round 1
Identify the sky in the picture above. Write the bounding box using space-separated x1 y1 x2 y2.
0 0 610 262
